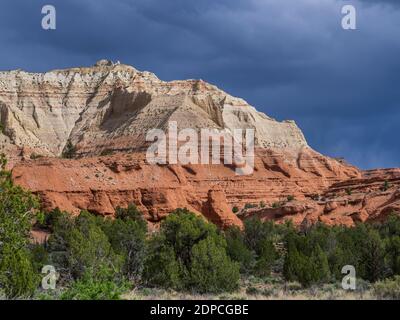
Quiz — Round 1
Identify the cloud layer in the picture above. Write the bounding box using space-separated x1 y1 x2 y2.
0 0 399 169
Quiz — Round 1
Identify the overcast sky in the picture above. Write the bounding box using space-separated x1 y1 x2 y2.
0 0 399 169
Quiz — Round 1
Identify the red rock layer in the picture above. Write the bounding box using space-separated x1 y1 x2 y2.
241 168 400 227
12 147 360 228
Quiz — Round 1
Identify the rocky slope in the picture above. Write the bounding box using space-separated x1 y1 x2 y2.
3 60 397 228
241 168 400 227
0 60 306 159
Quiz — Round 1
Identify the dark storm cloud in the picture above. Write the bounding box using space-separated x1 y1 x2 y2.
357 0 400 6
0 0 399 169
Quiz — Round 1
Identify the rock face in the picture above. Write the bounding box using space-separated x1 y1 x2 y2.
0 61 306 159
11 147 360 229
3 60 397 228
241 169 400 227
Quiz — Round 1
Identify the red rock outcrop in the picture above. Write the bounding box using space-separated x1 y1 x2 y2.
241 168 400 227
3 61 398 228
11 147 360 228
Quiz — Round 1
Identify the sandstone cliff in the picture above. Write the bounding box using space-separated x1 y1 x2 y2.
4 60 395 229
0 60 306 159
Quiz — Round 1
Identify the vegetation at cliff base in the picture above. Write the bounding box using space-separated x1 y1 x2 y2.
0 154 41 298
1 152 400 299
143 208 240 293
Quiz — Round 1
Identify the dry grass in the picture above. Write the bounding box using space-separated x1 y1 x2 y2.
122 277 376 300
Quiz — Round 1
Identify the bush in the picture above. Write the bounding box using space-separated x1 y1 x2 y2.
47 211 123 282
67 213 122 279
244 203 257 210
61 271 130 300
287 195 295 202
381 181 390 192
225 227 255 274
0 154 40 298
309 245 330 283
386 236 400 276
373 276 400 300
190 237 240 293
253 240 277 277
363 232 386 281
62 140 76 159
244 218 279 254
143 208 240 293
0 154 39 251
232 206 239 214
0 245 39 298
115 204 146 226
242 218 283 276
283 234 331 287
272 202 281 208
102 205 147 280
30 243 49 273
354 226 385 282
143 236 181 289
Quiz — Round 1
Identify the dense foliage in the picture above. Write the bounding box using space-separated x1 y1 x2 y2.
143 208 240 293
0 154 40 298
1 152 400 299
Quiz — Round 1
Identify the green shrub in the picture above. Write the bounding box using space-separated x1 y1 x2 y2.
272 202 281 208
244 218 279 254
253 240 277 277
30 243 49 273
115 204 146 226
244 203 257 210
245 286 259 295
101 205 147 280
377 213 400 238
189 237 240 293
373 276 400 300
386 236 400 276
160 208 217 271
283 235 331 287
102 220 146 280
382 181 390 192
287 195 295 202
46 211 122 282
62 140 76 159
68 212 123 279
143 235 182 289
309 245 330 283
0 154 39 251
0 154 40 298
225 227 255 273
61 271 130 300
354 226 385 282
143 208 240 293
283 240 303 282
0 245 39 298
232 206 239 214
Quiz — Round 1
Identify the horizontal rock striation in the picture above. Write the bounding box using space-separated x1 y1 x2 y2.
5 60 395 228
11 147 359 228
0 61 307 159
241 168 400 227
